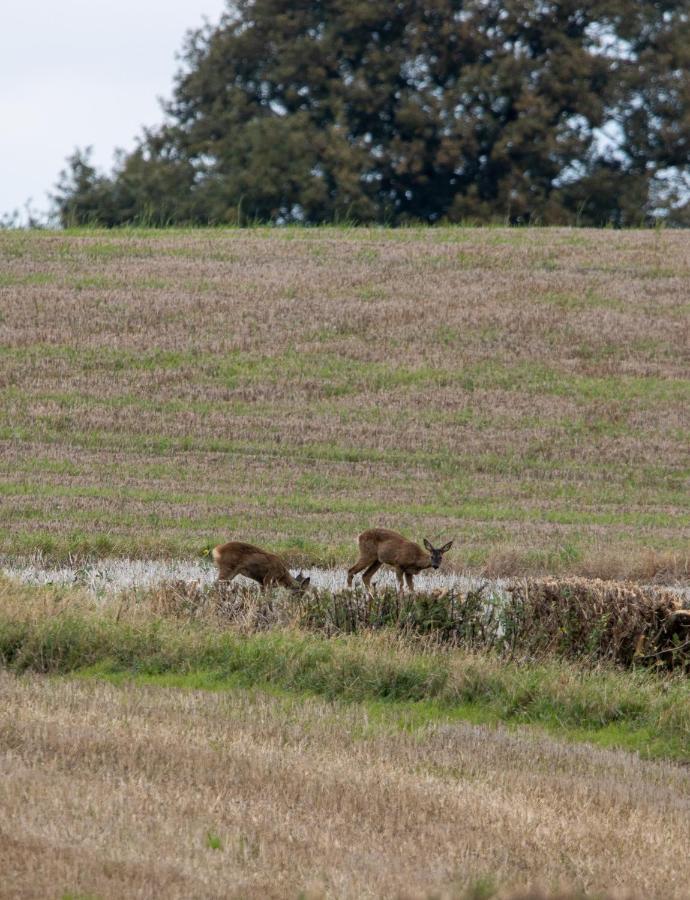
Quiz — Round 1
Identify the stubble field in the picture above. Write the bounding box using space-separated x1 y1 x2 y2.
1 226 688 578
2 669 690 900
0 226 689 900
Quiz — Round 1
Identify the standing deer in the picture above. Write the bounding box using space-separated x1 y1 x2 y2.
212 541 311 592
347 528 453 595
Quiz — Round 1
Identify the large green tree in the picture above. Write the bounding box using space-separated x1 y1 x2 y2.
54 0 690 226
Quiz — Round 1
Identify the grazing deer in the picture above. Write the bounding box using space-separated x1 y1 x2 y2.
347 528 453 595
212 541 310 593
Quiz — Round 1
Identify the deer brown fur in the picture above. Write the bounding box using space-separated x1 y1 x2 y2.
212 541 310 592
347 528 453 595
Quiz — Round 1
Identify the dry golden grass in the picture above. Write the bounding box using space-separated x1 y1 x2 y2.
1 670 689 899
0 227 688 575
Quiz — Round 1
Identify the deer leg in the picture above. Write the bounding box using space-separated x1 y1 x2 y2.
395 567 405 594
235 570 264 589
404 572 415 593
217 566 240 584
361 560 382 597
347 555 374 587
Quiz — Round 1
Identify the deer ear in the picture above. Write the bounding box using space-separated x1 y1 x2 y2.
423 538 434 552
301 576 310 587
440 540 454 554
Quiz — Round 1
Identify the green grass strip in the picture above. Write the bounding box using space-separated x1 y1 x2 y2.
1 598 688 761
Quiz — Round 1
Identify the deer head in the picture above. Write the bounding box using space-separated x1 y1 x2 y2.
423 539 453 569
292 572 311 593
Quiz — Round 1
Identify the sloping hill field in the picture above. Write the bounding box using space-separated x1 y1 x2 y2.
1 225 689 900
0 227 688 576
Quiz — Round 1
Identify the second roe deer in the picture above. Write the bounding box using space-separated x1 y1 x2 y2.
346 528 453 595
212 541 311 592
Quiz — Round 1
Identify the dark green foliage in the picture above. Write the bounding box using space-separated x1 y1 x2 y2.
53 1 690 226
292 584 500 645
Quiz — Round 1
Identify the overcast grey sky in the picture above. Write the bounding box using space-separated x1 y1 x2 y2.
1 1 227 221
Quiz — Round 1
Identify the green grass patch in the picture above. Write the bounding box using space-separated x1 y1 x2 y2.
0 272 55 287
78 665 685 760
4 344 687 408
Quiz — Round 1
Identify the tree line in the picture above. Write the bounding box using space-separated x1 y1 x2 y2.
54 0 690 227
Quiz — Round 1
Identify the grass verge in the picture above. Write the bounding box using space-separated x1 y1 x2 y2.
1 577 688 761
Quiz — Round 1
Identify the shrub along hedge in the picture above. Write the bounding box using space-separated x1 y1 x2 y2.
145 576 690 670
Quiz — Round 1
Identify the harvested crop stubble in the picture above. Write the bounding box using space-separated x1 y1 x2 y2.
1 227 689 575
2 672 689 899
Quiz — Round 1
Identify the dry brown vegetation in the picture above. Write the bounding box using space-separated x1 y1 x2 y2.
1 670 689 900
143 575 690 670
505 577 690 668
0 227 688 576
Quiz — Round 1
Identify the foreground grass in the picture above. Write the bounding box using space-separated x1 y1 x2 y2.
1 227 689 577
1 579 688 761
4 673 690 899
79 664 687 762
2 578 689 897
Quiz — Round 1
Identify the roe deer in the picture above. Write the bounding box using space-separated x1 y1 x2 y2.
212 541 311 592
346 528 453 595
